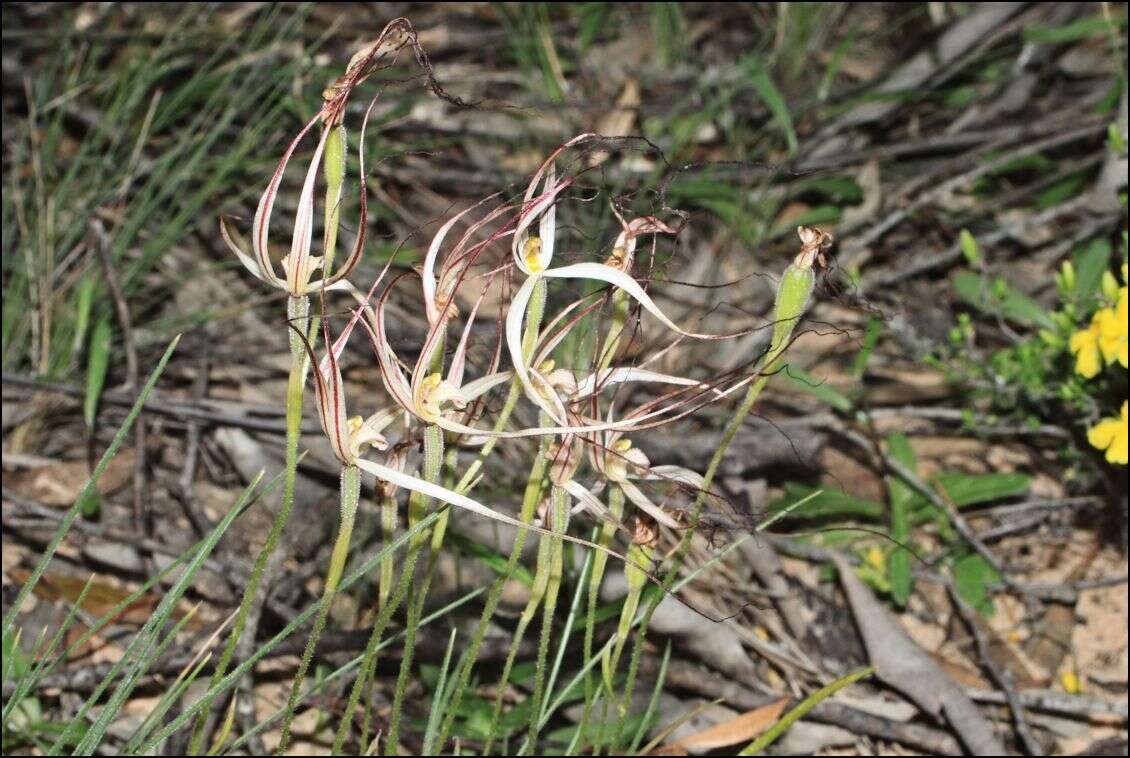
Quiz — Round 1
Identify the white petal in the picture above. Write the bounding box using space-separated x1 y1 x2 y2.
285 127 330 294
354 457 637 566
572 367 707 399
220 217 281 287
253 112 321 286
619 479 680 529
543 262 718 339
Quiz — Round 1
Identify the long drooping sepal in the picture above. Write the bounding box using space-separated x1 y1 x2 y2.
252 112 323 289
281 125 331 295
352 458 641 568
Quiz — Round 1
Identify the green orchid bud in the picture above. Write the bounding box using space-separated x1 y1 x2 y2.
1101 270 1119 303
769 228 821 360
1058 260 1076 295
960 229 981 266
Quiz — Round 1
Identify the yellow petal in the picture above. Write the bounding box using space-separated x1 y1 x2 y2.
1068 328 1096 354
1076 351 1101 378
1105 426 1127 465
1088 413 1129 466
1069 322 1106 377
1088 418 1121 449
1096 309 1125 364
1060 669 1083 694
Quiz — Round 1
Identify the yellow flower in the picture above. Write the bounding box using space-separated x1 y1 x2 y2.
1071 291 1128 377
1104 287 1129 368
1096 306 1125 367
1087 401 1128 465
1069 319 1104 378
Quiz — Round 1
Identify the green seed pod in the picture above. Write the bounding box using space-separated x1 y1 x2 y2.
770 262 815 357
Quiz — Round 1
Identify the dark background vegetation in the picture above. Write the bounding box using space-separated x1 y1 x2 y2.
2 3 1127 755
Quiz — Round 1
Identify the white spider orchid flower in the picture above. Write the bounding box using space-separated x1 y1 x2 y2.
221 99 377 297
306 310 398 467
303 302 640 560
356 274 513 439
588 428 710 530
504 136 727 425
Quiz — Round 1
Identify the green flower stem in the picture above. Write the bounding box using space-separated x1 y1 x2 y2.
604 540 651 696
333 519 426 754
432 279 549 750
614 259 816 751
433 416 549 750
578 484 624 746
335 318 449 753
386 424 444 754
378 493 397 612
278 464 360 754
528 484 568 747
696 260 815 520
187 294 309 756
574 290 633 756
479 419 553 754
484 501 553 754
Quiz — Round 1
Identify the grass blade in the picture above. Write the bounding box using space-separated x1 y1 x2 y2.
742 56 798 154
63 467 261 755
82 317 112 429
739 667 873 755
422 628 459 754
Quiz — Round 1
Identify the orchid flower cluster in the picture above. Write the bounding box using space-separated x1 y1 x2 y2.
221 22 824 752
293 134 787 542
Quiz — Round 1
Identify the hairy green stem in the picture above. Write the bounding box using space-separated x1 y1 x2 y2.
278 464 359 754
613 260 816 750
333 524 425 754
378 493 397 612
527 484 568 748
187 294 309 755
577 484 623 749
432 280 549 750
484 506 551 754
385 424 444 753
479 418 553 753
605 539 651 696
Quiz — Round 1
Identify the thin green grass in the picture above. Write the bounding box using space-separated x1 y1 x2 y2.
2 5 312 377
